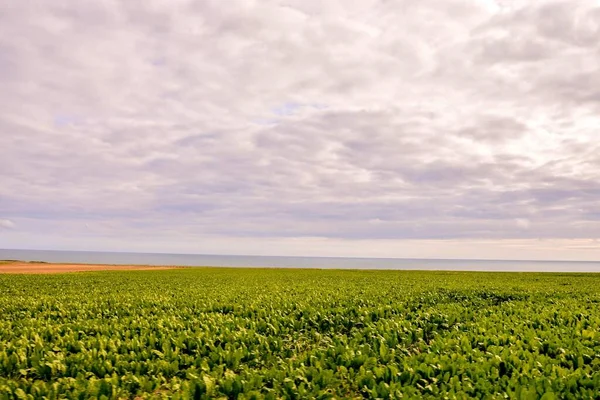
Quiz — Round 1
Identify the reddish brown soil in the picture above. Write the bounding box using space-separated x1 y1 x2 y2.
0 262 185 274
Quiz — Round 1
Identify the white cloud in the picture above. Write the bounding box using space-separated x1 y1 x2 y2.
0 219 15 229
1 0 600 258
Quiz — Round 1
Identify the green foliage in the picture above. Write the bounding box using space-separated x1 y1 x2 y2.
1 269 600 398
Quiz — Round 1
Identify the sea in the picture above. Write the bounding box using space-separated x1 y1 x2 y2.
1 249 600 272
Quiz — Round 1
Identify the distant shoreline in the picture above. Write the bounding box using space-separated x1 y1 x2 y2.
0 260 185 274
2 249 600 272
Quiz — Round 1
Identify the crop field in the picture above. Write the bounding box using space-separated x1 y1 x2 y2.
1 268 600 399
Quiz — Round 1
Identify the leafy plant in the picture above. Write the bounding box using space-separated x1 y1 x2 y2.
1 269 599 398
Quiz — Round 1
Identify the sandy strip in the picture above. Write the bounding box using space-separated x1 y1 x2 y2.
0 262 185 274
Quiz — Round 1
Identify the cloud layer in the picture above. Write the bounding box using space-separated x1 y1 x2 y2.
2 0 600 258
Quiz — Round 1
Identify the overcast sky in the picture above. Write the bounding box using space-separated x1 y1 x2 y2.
2 0 600 260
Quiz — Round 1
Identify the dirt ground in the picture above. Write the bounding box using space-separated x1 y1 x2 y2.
0 262 185 274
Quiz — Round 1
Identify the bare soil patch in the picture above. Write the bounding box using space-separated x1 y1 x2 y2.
0 262 185 274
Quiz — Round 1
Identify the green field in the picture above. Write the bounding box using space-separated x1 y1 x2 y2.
1 268 600 399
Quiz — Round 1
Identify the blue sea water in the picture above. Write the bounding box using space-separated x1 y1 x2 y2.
1 249 600 272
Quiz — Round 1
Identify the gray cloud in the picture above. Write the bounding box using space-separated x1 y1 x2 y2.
2 0 600 256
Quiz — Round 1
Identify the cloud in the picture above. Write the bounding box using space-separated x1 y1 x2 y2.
0 219 15 230
1 0 600 257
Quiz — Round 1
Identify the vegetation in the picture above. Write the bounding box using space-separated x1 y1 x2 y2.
0 260 48 264
1 268 600 399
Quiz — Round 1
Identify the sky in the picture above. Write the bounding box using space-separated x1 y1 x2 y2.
1 0 600 260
